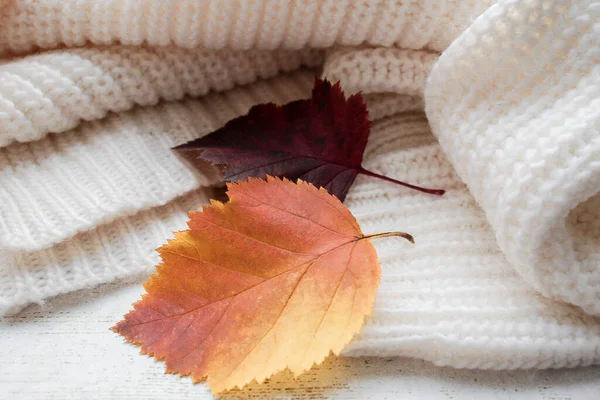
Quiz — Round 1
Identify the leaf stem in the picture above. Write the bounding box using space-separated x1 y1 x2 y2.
361 232 415 244
358 168 445 196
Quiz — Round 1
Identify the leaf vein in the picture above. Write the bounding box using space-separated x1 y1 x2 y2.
225 155 304 179
234 188 355 239
299 241 357 366
123 256 321 327
162 248 269 280
194 214 318 256
220 261 314 380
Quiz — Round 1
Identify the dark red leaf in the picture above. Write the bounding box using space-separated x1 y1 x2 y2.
174 79 444 201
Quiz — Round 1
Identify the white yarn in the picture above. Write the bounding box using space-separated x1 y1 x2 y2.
343 112 600 369
0 46 322 147
425 0 600 315
0 189 213 316
0 71 316 252
323 47 438 96
0 0 494 55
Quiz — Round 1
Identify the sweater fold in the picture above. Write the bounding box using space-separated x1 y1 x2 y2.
0 71 316 252
0 0 494 55
425 0 600 315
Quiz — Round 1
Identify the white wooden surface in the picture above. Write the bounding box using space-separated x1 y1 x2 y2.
2 279 599 400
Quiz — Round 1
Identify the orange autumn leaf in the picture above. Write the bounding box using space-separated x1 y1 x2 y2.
112 177 413 393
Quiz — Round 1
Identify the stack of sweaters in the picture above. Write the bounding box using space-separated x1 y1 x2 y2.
1 0 599 370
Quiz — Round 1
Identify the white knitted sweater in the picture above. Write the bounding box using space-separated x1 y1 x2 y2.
1 0 599 370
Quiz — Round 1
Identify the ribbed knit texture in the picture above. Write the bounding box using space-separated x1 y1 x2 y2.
1 0 599 371
0 46 322 147
425 0 600 315
0 0 494 55
323 47 438 96
0 70 317 252
0 189 213 316
343 112 600 369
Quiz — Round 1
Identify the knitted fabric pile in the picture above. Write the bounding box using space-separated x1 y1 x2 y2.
1 0 599 370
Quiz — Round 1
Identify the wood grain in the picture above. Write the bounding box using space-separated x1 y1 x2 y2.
1 279 599 400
